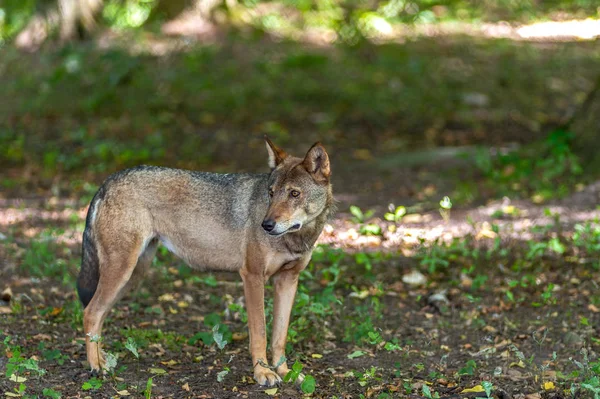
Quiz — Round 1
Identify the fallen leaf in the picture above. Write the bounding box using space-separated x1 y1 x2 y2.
5 392 21 397
402 270 427 286
311 353 323 359
182 383 190 391
510 360 525 368
116 390 131 396
149 368 167 375
1 287 12 302
264 388 278 396
9 374 26 382
232 332 247 341
461 385 484 393
161 360 178 367
347 350 366 359
50 307 63 316
543 381 555 390
159 293 175 302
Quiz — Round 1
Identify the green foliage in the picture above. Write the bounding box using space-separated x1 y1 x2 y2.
384 205 406 222
284 360 316 394
19 231 75 284
82 377 103 391
42 388 62 399
212 324 228 350
474 130 583 201
103 0 157 30
457 359 477 376
482 381 493 398
144 377 153 399
188 314 232 347
350 206 374 224
125 337 140 359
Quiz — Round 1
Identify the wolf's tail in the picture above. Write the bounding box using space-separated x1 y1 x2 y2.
77 194 103 308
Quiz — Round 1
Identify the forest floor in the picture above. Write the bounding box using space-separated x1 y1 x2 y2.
1 27 600 399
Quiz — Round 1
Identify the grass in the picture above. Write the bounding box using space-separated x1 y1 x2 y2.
1 35 599 195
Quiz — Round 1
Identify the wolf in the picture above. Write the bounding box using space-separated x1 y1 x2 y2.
77 137 333 386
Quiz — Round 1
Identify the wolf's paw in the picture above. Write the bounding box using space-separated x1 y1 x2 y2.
254 367 282 386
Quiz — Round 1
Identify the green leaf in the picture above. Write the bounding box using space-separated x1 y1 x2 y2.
125 337 139 359
439 196 452 210
482 381 493 397
212 324 228 350
349 205 363 221
301 375 316 394
347 350 366 359
217 369 229 382
422 384 433 399
548 238 565 254
82 377 103 391
104 352 118 372
144 377 153 399
149 368 167 375
42 388 61 399
292 360 303 373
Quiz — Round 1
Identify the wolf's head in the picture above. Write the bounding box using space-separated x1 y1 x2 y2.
261 136 332 236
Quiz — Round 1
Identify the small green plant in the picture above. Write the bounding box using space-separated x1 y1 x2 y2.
422 384 439 399
42 388 62 398
474 129 582 201
419 241 450 273
3 336 47 397
439 196 452 222
284 360 316 394
349 205 374 224
82 377 103 391
144 377 153 399
384 205 406 222
482 381 493 398
457 359 477 376
354 366 380 387
359 223 382 236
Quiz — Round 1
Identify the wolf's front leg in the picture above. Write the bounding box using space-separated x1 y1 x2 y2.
271 268 300 379
271 257 309 380
240 268 281 386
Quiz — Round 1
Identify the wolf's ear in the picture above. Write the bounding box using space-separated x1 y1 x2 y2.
265 135 288 169
303 142 330 183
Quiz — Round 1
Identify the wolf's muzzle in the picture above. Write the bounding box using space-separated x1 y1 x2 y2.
262 219 276 232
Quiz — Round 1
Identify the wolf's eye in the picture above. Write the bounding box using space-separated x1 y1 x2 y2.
290 190 300 198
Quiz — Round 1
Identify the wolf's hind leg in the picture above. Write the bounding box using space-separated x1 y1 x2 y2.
83 235 148 372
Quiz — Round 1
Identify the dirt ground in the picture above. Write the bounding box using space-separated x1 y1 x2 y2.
2 170 600 398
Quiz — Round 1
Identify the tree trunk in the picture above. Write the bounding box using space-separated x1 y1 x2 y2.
15 0 104 50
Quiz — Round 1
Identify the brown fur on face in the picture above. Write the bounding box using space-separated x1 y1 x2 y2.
77 138 333 387
262 141 331 236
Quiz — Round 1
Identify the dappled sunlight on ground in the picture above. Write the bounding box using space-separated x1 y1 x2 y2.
3 180 600 253
517 18 600 40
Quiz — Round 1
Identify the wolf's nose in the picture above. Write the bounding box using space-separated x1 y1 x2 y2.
262 219 276 232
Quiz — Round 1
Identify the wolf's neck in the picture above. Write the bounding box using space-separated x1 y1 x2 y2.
283 194 334 255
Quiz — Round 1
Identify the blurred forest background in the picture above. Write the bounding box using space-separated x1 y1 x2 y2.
2 1 600 398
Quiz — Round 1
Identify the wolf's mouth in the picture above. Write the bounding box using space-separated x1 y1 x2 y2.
268 223 302 236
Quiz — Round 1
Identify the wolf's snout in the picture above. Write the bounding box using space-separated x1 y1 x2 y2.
262 219 276 232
